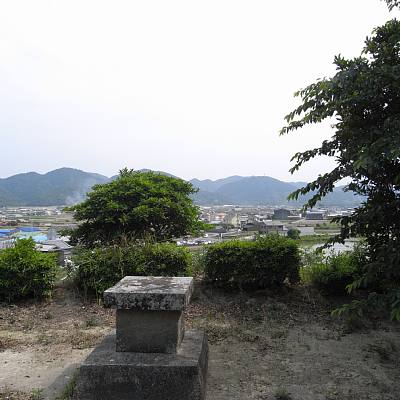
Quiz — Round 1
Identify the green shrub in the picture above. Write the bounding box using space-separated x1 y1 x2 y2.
0 238 57 303
202 235 300 290
72 242 192 297
300 245 366 295
287 228 300 240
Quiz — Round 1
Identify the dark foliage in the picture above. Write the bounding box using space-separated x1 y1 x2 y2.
383 0 400 11
300 246 366 295
287 228 301 240
69 169 202 246
0 239 57 302
281 19 400 319
202 236 300 290
71 242 192 297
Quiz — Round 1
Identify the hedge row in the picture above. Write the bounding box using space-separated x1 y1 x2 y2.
202 235 301 290
71 242 192 297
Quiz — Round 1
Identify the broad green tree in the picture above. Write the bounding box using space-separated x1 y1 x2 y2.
281 6 400 318
384 0 399 11
69 169 202 245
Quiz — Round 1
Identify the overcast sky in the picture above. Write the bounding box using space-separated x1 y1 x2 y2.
0 0 395 181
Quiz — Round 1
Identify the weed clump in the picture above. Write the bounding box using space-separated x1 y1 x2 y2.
300 246 366 296
274 387 292 400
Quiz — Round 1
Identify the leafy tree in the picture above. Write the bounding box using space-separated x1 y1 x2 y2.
287 228 300 240
383 0 400 11
281 19 400 319
68 169 202 245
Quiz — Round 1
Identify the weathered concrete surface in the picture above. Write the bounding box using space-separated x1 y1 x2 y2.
74 330 208 400
116 309 184 353
104 276 194 311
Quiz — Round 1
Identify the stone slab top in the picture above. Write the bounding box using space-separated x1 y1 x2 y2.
103 276 194 311
82 330 207 367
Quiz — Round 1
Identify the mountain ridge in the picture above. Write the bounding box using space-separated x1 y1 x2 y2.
0 168 361 207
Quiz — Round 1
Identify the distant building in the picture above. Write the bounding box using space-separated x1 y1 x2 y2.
239 215 249 229
296 226 315 236
223 212 240 227
243 221 287 235
273 208 292 220
254 214 272 222
305 210 326 220
242 222 260 232
37 240 73 266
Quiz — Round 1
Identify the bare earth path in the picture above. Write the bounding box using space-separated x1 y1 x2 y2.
1 283 400 400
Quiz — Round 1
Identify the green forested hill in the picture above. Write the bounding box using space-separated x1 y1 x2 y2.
0 168 109 206
190 176 361 207
0 168 361 207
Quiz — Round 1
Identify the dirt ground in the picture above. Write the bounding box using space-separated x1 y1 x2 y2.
1 282 400 400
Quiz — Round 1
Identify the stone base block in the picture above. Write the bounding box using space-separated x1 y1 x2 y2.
116 309 184 353
74 330 208 400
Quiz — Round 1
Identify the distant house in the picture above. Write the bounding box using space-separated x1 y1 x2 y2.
262 222 287 235
254 214 272 222
223 212 240 227
295 226 315 236
305 210 326 220
243 221 287 236
239 215 249 229
37 240 73 266
242 222 260 232
273 208 292 220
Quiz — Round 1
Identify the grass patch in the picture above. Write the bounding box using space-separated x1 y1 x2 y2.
84 316 98 328
30 389 44 400
55 371 78 400
274 387 292 400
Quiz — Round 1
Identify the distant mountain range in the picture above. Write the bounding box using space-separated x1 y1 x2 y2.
0 169 108 206
189 175 360 207
0 168 361 207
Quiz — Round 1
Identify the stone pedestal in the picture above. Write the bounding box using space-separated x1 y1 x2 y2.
74 276 208 400
104 276 193 353
115 309 184 353
74 330 208 400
